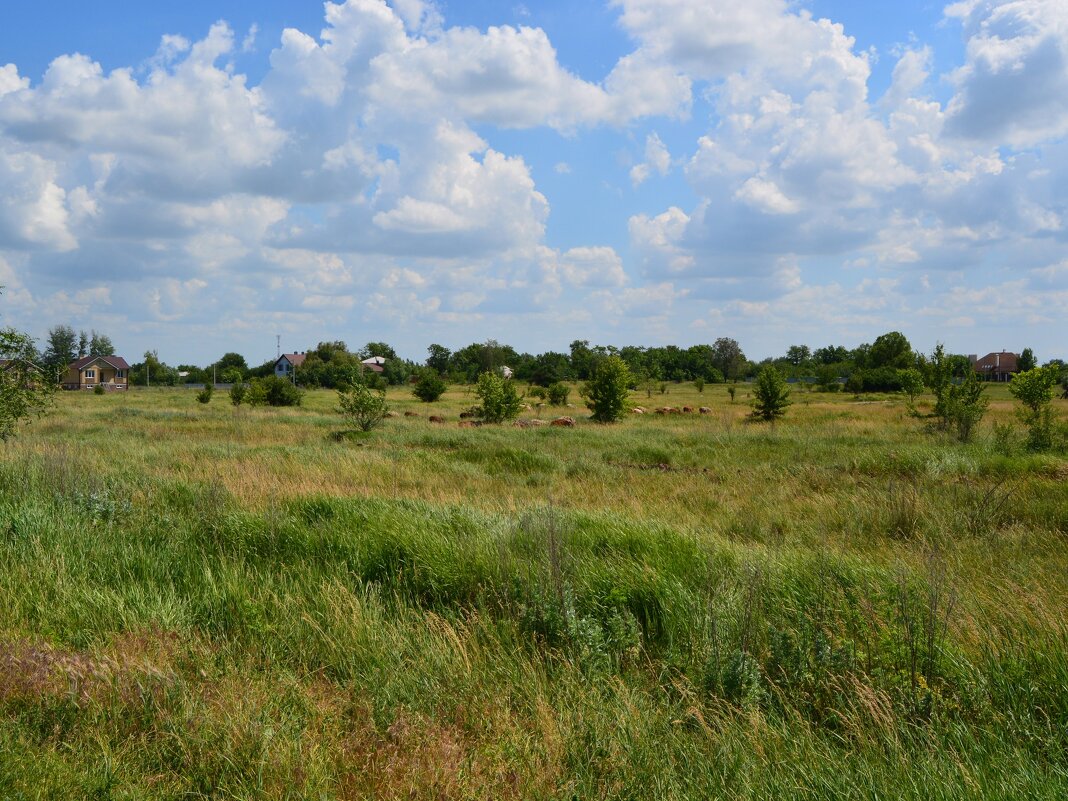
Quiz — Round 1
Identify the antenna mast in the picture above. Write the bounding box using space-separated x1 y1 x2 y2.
276 334 281 360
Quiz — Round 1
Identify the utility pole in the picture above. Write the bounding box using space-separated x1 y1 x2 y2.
276 334 281 360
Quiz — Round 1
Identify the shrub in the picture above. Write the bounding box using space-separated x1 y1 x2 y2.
694 378 705 393
196 383 213 404
412 371 447 403
527 386 547 400
547 382 570 406
1009 366 1060 451
338 381 390 431
93 384 106 396
474 371 522 423
247 376 303 408
584 356 632 423
946 371 987 443
845 373 864 395
229 382 247 406
899 368 925 410
751 366 791 421
727 386 737 403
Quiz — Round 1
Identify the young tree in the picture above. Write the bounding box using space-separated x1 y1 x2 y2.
89 331 115 356
1009 366 1059 450
899 368 925 411
926 343 954 430
196 383 213 404
547 382 570 406
412 370 447 403
474 371 522 423
1018 348 1037 373
584 355 632 423
42 325 77 376
77 330 89 359
0 327 55 441
229 382 248 406
338 381 390 431
426 344 451 375
751 366 791 421
946 371 988 443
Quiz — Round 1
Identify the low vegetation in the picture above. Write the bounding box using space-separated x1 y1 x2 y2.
0 379 1064 797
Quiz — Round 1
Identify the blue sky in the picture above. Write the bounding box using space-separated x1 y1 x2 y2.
1 0 1065 366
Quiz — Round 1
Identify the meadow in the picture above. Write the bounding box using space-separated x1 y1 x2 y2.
1 383 1066 799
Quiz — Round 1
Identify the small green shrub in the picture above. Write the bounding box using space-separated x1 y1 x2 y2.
412 371 447 403
338 381 389 431
547 382 570 406
474 371 522 423
196 383 213 404
247 376 303 407
751 366 791 422
584 356 632 423
93 384 105 396
229 382 247 406
694 378 705 393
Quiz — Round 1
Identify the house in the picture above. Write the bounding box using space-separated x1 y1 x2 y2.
274 352 306 380
970 352 1019 382
0 358 45 387
62 355 130 390
360 356 386 374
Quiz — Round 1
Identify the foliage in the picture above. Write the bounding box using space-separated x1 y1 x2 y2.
93 384 105 396
42 325 77 376
196 383 213 404
547 382 570 406
247 376 303 407
229 382 247 406
474 371 522 423
815 364 840 392
0 328 55 440
89 330 115 356
869 331 914 369
584 356 632 423
338 380 390 432
945 371 988 443
426 343 451 375
694 377 705 393
899 368 925 409
845 372 864 395
1018 347 1036 373
131 351 180 387
412 371 447 403
1009 366 1060 450
751 365 791 421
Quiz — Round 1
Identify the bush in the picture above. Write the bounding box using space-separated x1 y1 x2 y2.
247 376 303 408
527 386 547 400
584 356 632 423
547 382 570 406
412 371 447 403
899 368 925 410
93 384 105 396
1009 367 1060 451
474 371 522 423
338 381 390 431
751 366 791 421
196 383 213 404
229 382 247 406
694 378 705 393
945 371 987 443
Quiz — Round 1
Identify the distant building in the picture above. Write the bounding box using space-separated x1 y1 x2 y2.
501 365 514 379
971 352 1018 382
361 356 387 374
274 352 306 380
62 355 130 390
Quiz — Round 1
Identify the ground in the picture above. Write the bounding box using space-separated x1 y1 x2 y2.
0 383 1065 798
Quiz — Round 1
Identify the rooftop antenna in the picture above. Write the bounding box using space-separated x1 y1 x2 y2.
276 334 281 360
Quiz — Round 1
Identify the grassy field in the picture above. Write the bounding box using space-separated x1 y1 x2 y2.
1 383 1066 799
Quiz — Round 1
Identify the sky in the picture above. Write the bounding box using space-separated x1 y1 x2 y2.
0 0 1066 366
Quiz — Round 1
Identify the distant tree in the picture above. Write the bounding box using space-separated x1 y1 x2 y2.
751 366 791 421
247 376 303 407
1018 348 1036 373
869 331 914 369
785 345 811 366
42 325 77 377
569 339 597 381
474 371 522 423
712 337 746 381
412 370 447 403
360 342 399 361
220 367 243 384
338 381 389 432
217 352 248 374
814 345 850 365
77 330 89 359
89 331 114 356
229 382 247 406
426 344 451 375
584 355 632 423
815 364 840 392
0 326 55 441
694 377 705 393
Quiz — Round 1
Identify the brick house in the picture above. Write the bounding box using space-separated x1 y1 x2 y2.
62 355 130 390
970 352 1019 382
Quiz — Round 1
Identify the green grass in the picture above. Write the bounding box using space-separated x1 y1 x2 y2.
0 383 1066 798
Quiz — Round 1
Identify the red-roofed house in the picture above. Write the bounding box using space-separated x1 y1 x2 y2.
274 352 306 380
62 355 130 390
971 352 1019 382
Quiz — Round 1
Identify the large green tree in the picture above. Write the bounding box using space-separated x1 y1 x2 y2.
42 325 77 376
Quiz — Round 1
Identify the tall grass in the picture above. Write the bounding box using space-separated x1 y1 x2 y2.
0 385 1065 797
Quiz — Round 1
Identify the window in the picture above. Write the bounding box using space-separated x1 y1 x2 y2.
116 370 124 378
85 370 95 379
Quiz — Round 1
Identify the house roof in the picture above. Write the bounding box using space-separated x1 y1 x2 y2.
973 352 1018 372
275 353 306 368
0 358 43 372
361 356 387 365
69 355 130 371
